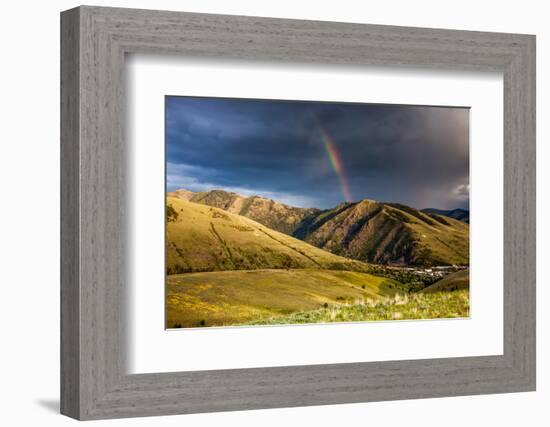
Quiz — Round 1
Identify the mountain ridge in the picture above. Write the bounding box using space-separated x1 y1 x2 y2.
168 189 469 266
169 188 320 235
422 208 469 223
166 196 372 274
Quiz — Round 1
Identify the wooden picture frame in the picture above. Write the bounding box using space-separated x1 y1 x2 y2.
60 5 536 420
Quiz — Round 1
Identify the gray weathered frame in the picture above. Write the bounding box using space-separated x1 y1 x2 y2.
60 5 536 420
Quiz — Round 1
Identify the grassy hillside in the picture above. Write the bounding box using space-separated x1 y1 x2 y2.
247 289 469 325
166 196 469 328
168 189 320 235
298 200 469 266
421 269 469 293
167 269 401 328
169 189 469 267
166 197 370 274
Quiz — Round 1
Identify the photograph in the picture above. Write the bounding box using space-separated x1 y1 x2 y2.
165 96 470 328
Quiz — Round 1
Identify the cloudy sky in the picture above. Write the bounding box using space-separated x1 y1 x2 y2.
166 96 469 210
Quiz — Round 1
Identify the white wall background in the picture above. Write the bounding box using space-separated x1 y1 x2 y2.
0 0 546 425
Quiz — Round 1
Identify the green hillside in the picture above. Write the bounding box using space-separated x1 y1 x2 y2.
166 197 370 274
421 269 469 293
167 269 400 328
166 196 469 328
247 289 469 325
298 200 469 266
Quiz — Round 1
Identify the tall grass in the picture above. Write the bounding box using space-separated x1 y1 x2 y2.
245 290 469 325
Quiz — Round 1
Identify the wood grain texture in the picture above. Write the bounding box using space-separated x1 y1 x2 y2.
60 5 536 420
60 7 80 419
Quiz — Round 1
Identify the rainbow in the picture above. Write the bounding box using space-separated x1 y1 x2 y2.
319 128 353 203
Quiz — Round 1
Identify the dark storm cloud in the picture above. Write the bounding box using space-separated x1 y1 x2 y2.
166 96 469 210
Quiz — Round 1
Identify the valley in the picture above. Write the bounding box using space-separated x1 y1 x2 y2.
166 190 470 328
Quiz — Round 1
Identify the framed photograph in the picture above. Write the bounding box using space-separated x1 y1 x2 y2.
61 6 536 420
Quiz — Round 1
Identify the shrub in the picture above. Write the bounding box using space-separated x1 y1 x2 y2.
166 205 179 222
